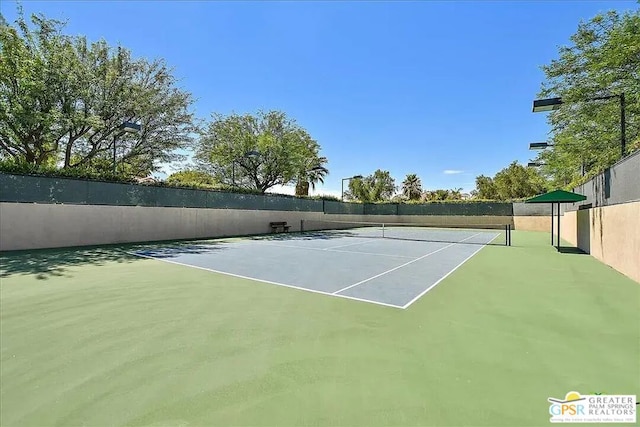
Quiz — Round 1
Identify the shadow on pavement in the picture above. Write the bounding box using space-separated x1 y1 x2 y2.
0 241 227 280
557 246 588 255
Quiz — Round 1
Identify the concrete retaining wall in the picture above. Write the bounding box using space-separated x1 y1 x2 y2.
514 216 551 232
3 198 635 284
586 202 640 283
0 203 323 251
512 202 552 216
570 150 640 211
560 211 578 246
512 203 552 232
560 201 640 283
0 202 515 251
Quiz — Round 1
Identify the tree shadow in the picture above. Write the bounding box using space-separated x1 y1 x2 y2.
248 230 365 241
0 240 227 280
132 242 227 258
0 247 136 280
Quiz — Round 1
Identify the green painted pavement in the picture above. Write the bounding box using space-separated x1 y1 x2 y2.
1 231 638 426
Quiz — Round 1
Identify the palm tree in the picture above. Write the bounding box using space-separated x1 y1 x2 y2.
295 156 329 196
449 187 463 200
402 174 422 200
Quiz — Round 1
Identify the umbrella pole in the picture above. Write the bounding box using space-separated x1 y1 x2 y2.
550 203 554 246
557 202 561 252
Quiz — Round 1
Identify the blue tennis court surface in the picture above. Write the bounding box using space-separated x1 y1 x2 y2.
132 228 502 309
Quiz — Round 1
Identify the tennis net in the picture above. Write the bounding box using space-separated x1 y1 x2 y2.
300 219 512 246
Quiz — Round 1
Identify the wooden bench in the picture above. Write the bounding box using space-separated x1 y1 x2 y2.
269 221 290 233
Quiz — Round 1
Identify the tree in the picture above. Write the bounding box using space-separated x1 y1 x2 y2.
401 173 422 200
493 162 547 200
421 188 463 201
0 8 196 178
449 188 463 200
294 155 328 196
0 10 69 166
166 170 217 187
534 9 639 189
474 175 498 199
345 169 396 202
195 110 327 193
473 162 547 200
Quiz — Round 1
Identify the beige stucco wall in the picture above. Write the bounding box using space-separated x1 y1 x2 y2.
586 202 640 283
576 209 591 252
0 203 326 251
513 216 551 232
0 202 515 251
560 211 577 247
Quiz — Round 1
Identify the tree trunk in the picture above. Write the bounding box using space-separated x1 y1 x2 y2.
295 181 309 196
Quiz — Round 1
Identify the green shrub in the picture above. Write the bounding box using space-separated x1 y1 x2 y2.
304 194 342 201
0 159 129 182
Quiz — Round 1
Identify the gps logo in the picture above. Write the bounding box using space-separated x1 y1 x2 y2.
548 391 637 423
549 392 586 416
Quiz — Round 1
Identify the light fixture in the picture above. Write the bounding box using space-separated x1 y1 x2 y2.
113 121 141 175
529 142 552 150
341 175 363 201
532 94 626 158
532 97 563 113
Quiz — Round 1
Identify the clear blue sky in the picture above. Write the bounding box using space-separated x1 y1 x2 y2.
2 1 636 196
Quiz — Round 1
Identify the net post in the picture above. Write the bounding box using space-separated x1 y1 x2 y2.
505 224 508 246
300 219 304 233
382 223 385 238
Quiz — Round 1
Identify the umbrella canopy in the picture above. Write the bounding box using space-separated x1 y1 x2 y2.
525 190 587 204
524 190 586 252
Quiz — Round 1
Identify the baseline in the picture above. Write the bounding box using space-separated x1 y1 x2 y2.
127 251 404 309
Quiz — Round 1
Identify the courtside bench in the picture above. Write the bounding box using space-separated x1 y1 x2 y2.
269 221 290 233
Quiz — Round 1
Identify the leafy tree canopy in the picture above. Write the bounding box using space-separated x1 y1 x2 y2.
0 7 196 178
534 9 639 188
473 175 498 200
194 110 327 194
346 169 397 202
474 161 548 200
422 188 463 202
166 170 217 187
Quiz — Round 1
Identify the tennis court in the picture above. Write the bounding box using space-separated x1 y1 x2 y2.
132 221 511 308
1 230 638 426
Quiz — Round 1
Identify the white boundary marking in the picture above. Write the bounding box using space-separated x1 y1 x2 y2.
401 242 488 309
127 251 404 309
332 232 483 295
128 229 502 310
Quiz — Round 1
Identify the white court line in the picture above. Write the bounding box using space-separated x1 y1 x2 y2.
127 251 404 309
401 241 488 309
322 239 375 250
237 241 416 259
332 232 484 295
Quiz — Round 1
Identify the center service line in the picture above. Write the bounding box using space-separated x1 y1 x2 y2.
323 239 375 250
331 232 484 295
